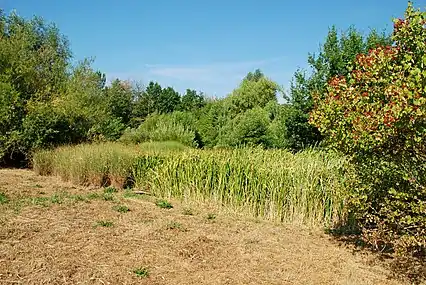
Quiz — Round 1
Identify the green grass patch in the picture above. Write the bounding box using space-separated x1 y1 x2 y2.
182 208 194 215
104 186 118 194
102 193 115 201
0 192 9 204
87 192 100 200
50 192 68 204
132 267 149 278
113 205 130 213
69 194 88 202
155 199 173 209
31 196 50 207
95 220 114 227
123 189 138 198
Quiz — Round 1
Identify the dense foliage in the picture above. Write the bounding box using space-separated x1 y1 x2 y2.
311 2 426 263
285 26 391 150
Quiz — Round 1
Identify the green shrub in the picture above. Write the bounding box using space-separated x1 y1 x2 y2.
87 117 126 141
196 100 229 148
155 199 173 209
0 82 24 161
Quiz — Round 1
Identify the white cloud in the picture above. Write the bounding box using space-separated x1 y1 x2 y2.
106 56 291 97
144 56 287 83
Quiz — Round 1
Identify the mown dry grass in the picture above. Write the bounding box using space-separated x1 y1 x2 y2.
0 169 408 285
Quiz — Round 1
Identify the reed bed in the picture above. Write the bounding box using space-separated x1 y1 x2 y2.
33 142 350 227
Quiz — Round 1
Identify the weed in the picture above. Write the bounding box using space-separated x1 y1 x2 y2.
70 194 87 202
133 267 149 278
102 193 115 201
207 213 216 220
0 192 8 204
104 186 118 194
182 208 194 215
95 220 113 227
123 190 138 198
166 221 186 231
87 193 100 200
156 199 173 209
31 197 50 207
113 205 130 213
34 184 43 188
50 192 67 204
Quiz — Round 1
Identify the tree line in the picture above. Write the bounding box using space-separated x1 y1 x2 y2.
0 9 391 164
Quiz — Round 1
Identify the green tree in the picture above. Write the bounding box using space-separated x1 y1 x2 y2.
286 25 391 150
104 79 133 124
0 12 70 101
229 75 278 114
284 70 323 150
130 81 148 125
0 11 71 162
196 99 230 147
244 69 264 82
180 89 205 112
144 81 162 115
158 86 180 113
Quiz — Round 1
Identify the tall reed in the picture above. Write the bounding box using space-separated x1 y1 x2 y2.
33 143 350 226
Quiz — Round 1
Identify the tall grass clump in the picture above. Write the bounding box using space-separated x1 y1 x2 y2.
33 143 139 187
144 147 350 226
33 143 350 226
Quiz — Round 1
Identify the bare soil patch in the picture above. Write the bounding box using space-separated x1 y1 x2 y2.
0 169 406 284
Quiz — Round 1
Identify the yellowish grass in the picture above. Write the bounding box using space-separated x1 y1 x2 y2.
33 143 351 227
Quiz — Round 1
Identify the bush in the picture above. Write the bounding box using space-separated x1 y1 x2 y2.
87 118 126 141
310 3 426 260
218 107 270 147
22 103 73 149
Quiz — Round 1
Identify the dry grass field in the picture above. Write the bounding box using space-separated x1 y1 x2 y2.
0 169 407 285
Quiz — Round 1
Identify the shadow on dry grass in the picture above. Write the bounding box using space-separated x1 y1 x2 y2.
327 225 426 285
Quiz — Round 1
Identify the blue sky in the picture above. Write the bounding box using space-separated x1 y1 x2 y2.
2 0 424 98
